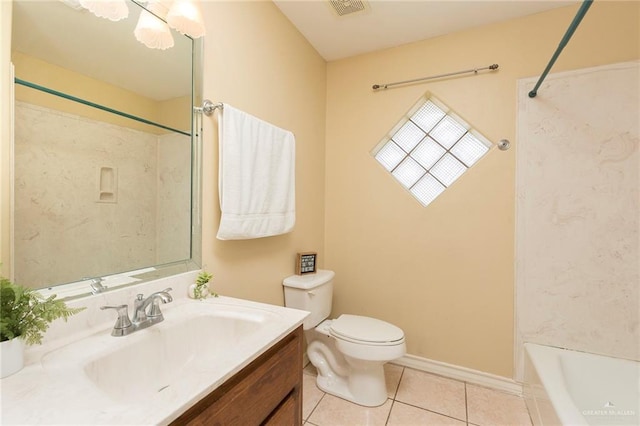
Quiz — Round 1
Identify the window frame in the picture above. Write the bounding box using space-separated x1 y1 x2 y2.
372 93 493 206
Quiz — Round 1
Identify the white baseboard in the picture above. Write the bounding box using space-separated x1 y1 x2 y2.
392 354 523 396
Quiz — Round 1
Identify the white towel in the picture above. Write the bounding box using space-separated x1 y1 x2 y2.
217 104 295 240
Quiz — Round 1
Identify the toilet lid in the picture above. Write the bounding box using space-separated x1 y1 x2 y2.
330 314 404 344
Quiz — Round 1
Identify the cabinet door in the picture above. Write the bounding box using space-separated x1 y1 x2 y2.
172 326 303 426
263 389 300 426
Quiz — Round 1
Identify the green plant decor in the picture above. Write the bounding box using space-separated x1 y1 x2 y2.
194 271 218 300
0 277 85 345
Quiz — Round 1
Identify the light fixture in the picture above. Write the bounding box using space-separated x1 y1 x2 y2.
79 0 129 21
166 0 205 38
78 0 205 50
134 1 174 50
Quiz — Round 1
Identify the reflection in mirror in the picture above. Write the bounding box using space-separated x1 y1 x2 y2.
11 0 203 297
12 0 193 132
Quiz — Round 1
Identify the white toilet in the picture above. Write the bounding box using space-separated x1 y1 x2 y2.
283 269 406 407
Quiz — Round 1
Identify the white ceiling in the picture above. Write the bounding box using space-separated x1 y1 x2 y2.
273 0 578 61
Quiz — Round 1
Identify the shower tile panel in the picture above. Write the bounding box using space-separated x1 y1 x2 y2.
13 102 189 287
515 61 640 378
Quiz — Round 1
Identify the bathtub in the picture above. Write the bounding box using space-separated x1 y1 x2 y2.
524 343 639 426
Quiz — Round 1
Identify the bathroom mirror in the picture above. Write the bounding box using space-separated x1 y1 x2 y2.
10 0 203 298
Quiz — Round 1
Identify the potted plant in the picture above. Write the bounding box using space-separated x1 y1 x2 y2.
0 277 84 378
188 271 218 300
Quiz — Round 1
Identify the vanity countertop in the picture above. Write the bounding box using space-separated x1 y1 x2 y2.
0 272 308 425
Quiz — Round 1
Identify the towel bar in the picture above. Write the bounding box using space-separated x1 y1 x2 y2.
196 100 223 116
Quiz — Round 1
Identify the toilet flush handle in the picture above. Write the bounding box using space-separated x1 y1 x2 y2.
308 291 316 297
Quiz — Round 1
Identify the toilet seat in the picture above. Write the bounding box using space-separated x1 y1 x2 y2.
330 314 405 346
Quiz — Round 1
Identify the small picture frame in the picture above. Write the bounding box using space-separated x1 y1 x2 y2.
296 252 317 275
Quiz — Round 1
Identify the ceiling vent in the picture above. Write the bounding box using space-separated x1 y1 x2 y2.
328 0 369 17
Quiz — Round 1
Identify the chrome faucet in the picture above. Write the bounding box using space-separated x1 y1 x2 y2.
101 288 173 337
133 288 173 323
86 277 107 294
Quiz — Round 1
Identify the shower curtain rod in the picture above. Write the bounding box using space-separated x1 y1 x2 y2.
372 64 499 90
528 0 593 98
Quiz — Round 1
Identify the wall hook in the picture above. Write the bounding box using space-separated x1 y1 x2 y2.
498 139 511 151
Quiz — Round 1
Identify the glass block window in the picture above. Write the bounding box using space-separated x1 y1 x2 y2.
372 94 492 206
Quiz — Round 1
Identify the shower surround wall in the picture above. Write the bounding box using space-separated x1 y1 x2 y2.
156 132 191 265
13 102 189 287
515 62 640 378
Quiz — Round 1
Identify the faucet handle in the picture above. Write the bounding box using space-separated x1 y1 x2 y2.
148 302 162 318
100 304 132 336
148 288 174 318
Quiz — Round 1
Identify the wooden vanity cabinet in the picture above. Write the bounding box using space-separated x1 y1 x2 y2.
171 326 303 426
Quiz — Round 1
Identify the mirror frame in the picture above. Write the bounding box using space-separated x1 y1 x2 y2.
10 7 204 300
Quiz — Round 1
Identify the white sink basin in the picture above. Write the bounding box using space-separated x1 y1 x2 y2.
83 305 272 402
41 299 278 403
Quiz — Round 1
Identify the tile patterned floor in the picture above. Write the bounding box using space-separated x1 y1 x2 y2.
302 364 532 426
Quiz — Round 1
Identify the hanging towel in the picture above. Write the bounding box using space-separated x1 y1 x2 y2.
217 104 295 240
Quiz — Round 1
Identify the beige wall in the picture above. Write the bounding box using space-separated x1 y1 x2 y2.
158 95 192 134
198 0 327 306
325 1 639 378
12 52 187 134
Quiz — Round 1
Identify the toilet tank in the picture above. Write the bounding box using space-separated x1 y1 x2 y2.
282 269 334 330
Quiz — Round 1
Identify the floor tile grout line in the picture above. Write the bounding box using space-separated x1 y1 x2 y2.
465 381 469 424
384 398 395 426
306 391 326 423
385 366 403 425
392 366 405 400
303 365 530 426
393 367 468 424
391 400 469 424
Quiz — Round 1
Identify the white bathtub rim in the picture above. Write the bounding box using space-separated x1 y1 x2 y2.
524 343 588 426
